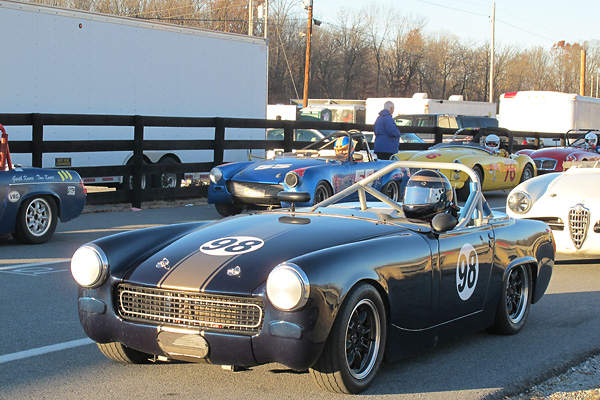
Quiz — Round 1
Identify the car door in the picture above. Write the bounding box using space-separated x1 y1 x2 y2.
483 155 520 190
435 224 494 324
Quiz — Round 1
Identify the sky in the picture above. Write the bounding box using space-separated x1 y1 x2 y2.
305 0 597 49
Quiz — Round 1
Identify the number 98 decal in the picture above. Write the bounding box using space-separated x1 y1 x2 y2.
200 236 264 256
456 243 479 301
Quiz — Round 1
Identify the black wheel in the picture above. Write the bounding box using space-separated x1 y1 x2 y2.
13 196 58 244
489 264 532 335
154 157 181 188
97 342 152 364
119 159 149 190
313 182 332 204
457 165 483 201
381 180 401 201
520 164 534 183
310 284 387 394
215 203 242 217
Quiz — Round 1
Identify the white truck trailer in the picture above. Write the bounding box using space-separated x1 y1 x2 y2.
365 93 496 124
0 0 268 187
498 91 600 146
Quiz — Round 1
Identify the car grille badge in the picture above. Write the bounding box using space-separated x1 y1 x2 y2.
569 204 590 249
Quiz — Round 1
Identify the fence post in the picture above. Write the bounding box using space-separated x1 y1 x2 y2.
131 115 144 209
214 117 225 167
32 113 44 168
283 121 293 152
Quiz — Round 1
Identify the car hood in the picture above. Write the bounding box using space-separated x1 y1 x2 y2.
528 147 574 158
231 157 330 184
545 168 600 200
409 147 484 160
124 212 406 294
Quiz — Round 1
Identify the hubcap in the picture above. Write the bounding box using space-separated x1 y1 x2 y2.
506 266 529 324
26 198 51 237
345 299 380 380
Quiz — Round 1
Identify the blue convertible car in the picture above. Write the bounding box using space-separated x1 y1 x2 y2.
1 126 86 244
208 131 408 216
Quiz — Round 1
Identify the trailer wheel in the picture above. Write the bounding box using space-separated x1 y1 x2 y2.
13 196 58 244
120 159 148 190
154 157 181 188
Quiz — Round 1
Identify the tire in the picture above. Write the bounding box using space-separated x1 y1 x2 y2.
489 264 532 335
119 159 149 190
313 182 333 204
13 196 58 244
215 203 242 217
520 164 534 183
154 157 181 188
97 342 152 364
381 180 401 201
310 284 387 394
457 165 483 202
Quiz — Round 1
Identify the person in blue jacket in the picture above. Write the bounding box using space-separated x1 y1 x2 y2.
373 101 401 160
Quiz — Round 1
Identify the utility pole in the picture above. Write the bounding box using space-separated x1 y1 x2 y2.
580 49 586 96
248 0 254 36
489 2 495 103
302 0 313 108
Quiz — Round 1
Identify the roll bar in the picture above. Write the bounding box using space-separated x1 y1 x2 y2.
311 161 487 229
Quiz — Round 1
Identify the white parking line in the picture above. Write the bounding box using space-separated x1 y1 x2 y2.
0 259 70 271
0 338 94 364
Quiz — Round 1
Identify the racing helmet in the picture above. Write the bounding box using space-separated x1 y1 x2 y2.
584 132 597 147
402 170 454 220
334 136 356 158
485 134 500 153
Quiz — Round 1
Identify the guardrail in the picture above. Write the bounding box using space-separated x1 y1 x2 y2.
0 113 547 208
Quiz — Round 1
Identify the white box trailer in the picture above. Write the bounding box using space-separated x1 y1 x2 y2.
498 90 600 133
365 94 496 124
0 0 268 187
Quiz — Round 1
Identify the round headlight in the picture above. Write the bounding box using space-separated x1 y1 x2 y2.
507 191 532 214
284 171 299 188
209 167 223 183
266 264 309 311
71 244 109 288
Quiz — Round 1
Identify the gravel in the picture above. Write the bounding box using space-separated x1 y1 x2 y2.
505 353 600 400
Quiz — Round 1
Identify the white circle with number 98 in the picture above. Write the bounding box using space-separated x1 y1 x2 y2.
200 236 264 256
456 243 479 301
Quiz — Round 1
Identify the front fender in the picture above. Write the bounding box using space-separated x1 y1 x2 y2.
513 154 537 177
392 150 421 161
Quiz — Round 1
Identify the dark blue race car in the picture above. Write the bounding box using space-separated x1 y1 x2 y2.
0 125 86 244
208 131 408 217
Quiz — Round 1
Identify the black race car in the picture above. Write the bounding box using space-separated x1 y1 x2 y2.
71 161 554 394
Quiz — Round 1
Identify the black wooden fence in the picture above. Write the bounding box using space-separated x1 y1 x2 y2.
0 113 557 208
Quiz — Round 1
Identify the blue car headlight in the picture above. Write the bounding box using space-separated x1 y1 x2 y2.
284 171 300 188
266 263 309 311
71 244 109 288
210 167 223 183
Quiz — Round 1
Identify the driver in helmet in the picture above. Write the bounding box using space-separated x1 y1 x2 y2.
334 136 356 160
484 134 508 157
402 170 458 221
584 132 599 152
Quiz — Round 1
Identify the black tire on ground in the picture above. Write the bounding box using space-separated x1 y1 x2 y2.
119 159 149 190
488 264 532 335
313 182 333 204
97 342 152 364
13 196 58 244
457 165 483 202
215 203 242 217
154 157 182 188
309 284 387 394
520 164 534 183
381 180 401 201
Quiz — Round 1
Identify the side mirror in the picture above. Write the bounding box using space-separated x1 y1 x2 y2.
277 191 311 212
431 212 458 233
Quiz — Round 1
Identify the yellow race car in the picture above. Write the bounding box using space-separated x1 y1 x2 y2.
392 128 536 200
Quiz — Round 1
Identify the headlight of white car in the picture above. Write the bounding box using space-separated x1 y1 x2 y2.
507 191 532 214
266 263 309 311
71 244 109 288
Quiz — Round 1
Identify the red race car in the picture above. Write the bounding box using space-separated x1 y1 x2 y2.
517 129 600 174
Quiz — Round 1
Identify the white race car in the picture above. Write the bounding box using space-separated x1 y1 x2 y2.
506 161 600 258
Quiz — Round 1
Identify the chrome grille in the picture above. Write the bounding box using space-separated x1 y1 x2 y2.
568 205 590 249
117 284 264 335
227 181 283 198
534 158 557 171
